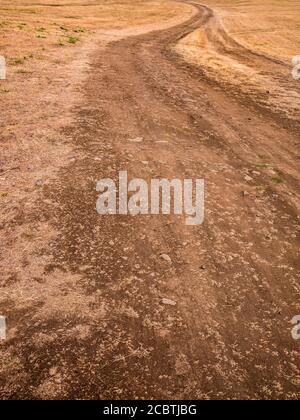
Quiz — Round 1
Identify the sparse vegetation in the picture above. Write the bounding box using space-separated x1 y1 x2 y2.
16 69 32 74
271 176 284 184
67 36 78 44
10 57 25 65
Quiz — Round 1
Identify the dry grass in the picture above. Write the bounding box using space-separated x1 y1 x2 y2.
176 0 300 121
0 0 191 58
204 0 300 60
0 0 192 184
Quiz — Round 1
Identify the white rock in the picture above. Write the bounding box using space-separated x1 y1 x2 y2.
161 298 177 306
0 316 6 340
160 254 171 263
129 137 143 143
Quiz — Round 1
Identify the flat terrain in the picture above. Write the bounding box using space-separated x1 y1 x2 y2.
0 1 299 399
204 0 300 60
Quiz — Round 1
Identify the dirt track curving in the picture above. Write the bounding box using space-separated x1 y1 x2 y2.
0 1 299 399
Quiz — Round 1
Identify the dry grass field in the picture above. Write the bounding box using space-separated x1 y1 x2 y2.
176 0 300 121
204 0 300 60
0 0 192 54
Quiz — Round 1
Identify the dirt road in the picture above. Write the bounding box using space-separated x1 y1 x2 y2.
1 1 300 399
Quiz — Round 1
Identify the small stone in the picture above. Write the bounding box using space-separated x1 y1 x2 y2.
35 179 44 186
79 265 92 272
43 199 54 205
0 316 6 340
160 254 171 263
242 191 249 197
129 137 143 143
49 367 58 376
244 175 253 182
161 298 177 306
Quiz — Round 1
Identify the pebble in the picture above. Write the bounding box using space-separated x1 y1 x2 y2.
35 179 44 186
129 137 143 143
161 298 177 306
160 254 172 263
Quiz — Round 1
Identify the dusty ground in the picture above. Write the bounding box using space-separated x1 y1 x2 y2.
204 0 300 60
176 0 300 123
0 0 300 400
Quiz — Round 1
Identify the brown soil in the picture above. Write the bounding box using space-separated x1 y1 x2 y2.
0 1 299 400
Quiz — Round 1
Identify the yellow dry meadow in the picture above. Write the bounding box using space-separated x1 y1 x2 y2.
0 0 191 60
204 0 300 60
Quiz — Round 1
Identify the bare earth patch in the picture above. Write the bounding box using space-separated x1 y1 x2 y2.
0 0 195 399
